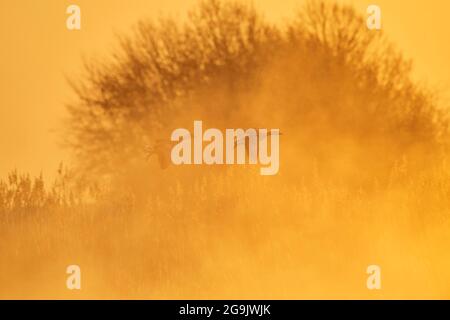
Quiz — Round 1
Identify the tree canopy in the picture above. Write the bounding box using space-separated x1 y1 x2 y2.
67 0 448 181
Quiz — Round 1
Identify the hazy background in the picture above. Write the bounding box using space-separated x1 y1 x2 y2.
0 0 449 179
1 0 450 299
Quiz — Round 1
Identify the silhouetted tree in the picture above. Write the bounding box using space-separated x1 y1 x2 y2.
67 0 448 182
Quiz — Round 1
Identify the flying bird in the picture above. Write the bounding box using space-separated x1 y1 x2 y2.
234 130 283 147
146 139 173 169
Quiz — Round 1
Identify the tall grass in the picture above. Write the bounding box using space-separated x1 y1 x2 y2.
2 160 450 299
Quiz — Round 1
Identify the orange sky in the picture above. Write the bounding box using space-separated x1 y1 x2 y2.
1 0 449 180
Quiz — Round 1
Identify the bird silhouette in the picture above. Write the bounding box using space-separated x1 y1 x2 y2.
146 139 173 169
234 130 283 148
234 130 283 159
